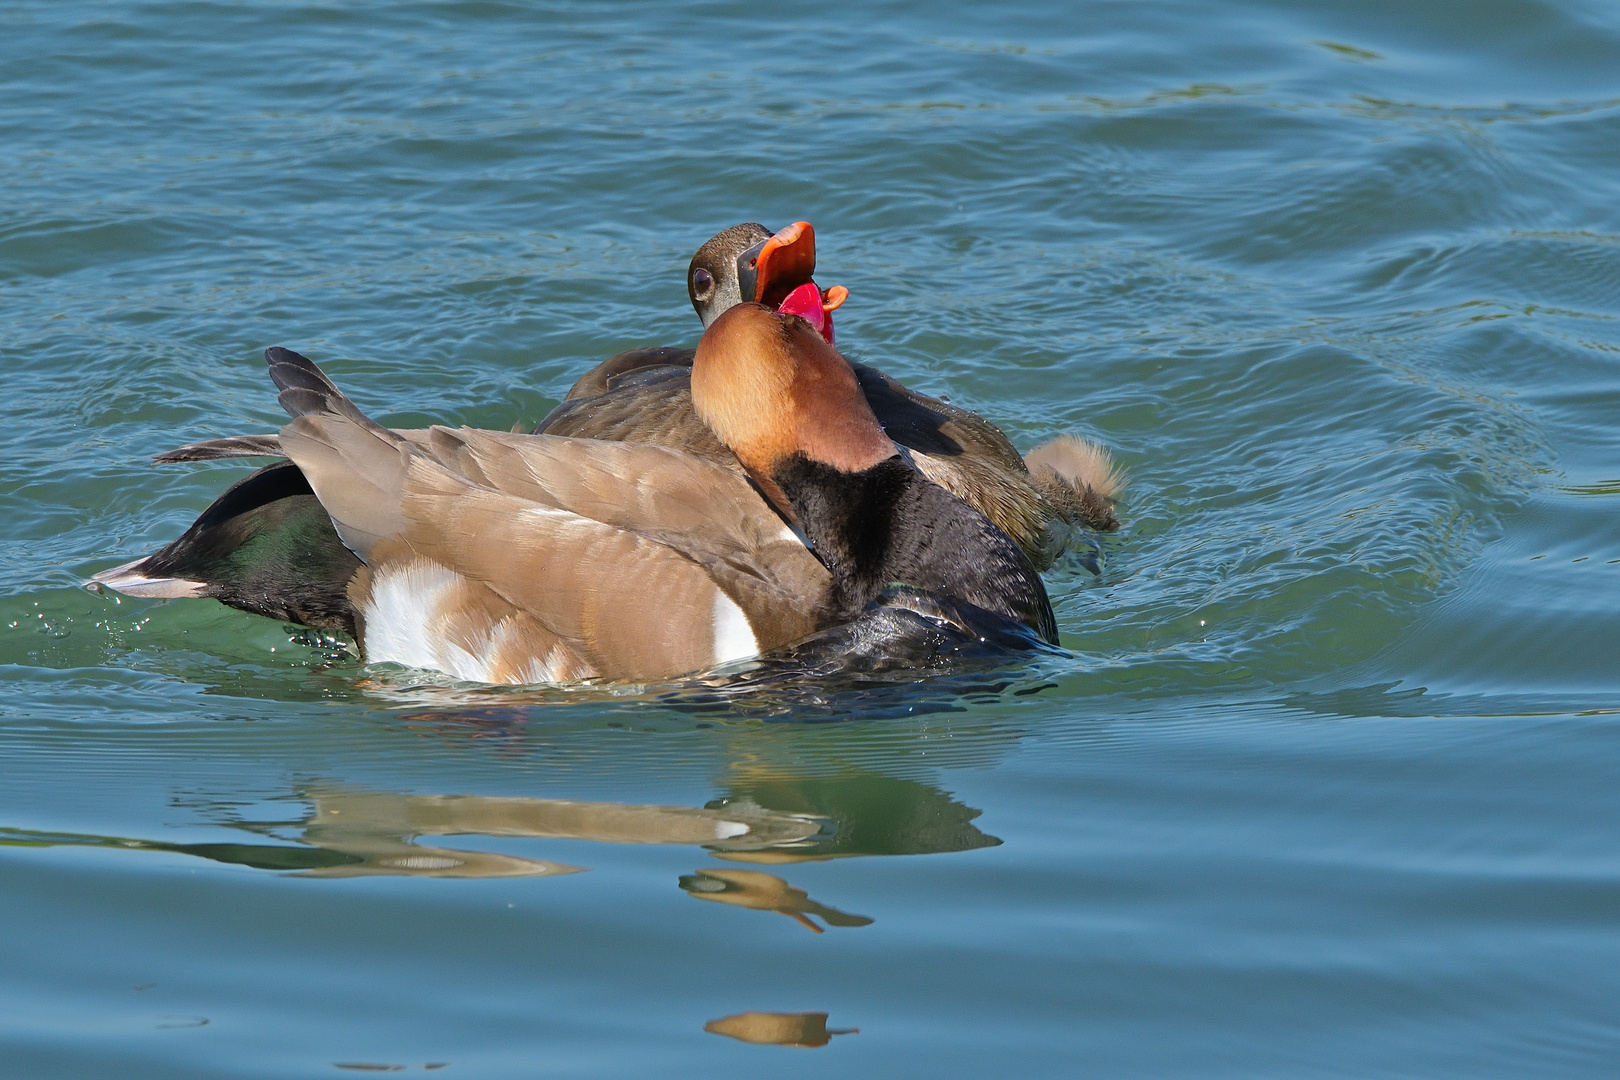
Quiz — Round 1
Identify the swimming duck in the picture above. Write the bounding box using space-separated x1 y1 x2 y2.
91 223 859 639
103 306 1055 683
93 222 1110 651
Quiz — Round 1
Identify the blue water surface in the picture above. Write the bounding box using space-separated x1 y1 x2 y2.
3 1 1620 1076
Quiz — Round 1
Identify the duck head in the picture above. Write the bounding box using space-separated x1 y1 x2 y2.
688 222 848 343
692 301 1059 644
691 301 895 510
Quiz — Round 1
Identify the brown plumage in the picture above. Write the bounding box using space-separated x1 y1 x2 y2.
96 293 1065 684
94 220 1118 685
266 346 828 683
262 296 1057 681
537 348 1123 566
540 218 1121 552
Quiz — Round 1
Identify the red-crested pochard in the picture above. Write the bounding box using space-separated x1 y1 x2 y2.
93 222 1113 662
96 300 1057 684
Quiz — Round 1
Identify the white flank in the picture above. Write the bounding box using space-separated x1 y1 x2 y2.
515 641 578 686
473 615 562 686
713 820 750 840
363 561 481 678
363 560 577 686
710 589 759 666
516 657 558 686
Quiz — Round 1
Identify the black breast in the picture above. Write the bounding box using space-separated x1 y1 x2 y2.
771 455 1057 644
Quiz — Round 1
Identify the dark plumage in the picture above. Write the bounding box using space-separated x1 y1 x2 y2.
104 460 361 635
771 454 1057 644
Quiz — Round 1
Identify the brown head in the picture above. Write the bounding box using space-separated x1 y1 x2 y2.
691 303 896 493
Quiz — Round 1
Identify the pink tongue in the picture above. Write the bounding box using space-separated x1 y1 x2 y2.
776 281 834 343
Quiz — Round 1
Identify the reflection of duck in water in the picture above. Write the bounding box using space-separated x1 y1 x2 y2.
0 788 825 879
680 868 872 933
295 788 825 875
3 768 994 947
2 767 997 909
704 1011 857 1047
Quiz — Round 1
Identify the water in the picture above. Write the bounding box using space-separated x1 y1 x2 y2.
4 1 1620 1075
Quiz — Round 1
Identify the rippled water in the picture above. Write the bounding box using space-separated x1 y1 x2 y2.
5 1 1620 1076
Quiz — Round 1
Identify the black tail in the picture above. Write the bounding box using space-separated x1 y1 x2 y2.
90 460 361 636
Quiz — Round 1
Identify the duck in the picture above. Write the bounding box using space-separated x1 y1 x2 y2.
96 300 1057 684
157 221 1122 564
93 221 1113 648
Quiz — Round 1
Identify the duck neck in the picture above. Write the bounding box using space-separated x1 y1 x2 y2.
769 454 1058 643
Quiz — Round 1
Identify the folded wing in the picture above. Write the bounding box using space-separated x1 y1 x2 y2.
270 350 827 684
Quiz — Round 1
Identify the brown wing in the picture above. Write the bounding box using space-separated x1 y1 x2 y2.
277 376 826 683
536 358 1055 562
559 346 695 401
536 370 736 468
420 428 827 646
384 465 807 681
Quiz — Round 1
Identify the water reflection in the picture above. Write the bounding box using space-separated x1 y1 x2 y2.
299 787 824 868
708 769 1001 863
704 1011 857 1047
680 869 872 932
0 821 576 878
1 769 998 930
0 788 827 878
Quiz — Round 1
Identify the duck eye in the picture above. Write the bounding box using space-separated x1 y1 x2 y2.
691 267 715 301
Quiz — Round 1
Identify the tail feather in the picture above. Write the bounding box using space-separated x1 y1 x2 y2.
266 348 412 560
1024 435 1124 533
88 557 207 599
153 434 285 464
85 461 362 635
265 347 399 443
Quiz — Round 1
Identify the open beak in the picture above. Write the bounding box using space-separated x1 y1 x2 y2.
738 221 848 344
737 221 817 309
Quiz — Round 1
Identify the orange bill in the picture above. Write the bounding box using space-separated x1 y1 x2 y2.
754 221 818 308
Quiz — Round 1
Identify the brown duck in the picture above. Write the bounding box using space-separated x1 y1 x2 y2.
91 222 1116 654
95 303 1056 683
531 220 1120 561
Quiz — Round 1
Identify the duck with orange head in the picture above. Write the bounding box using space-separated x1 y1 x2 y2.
113 294 1058 685
693 301 1057 646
